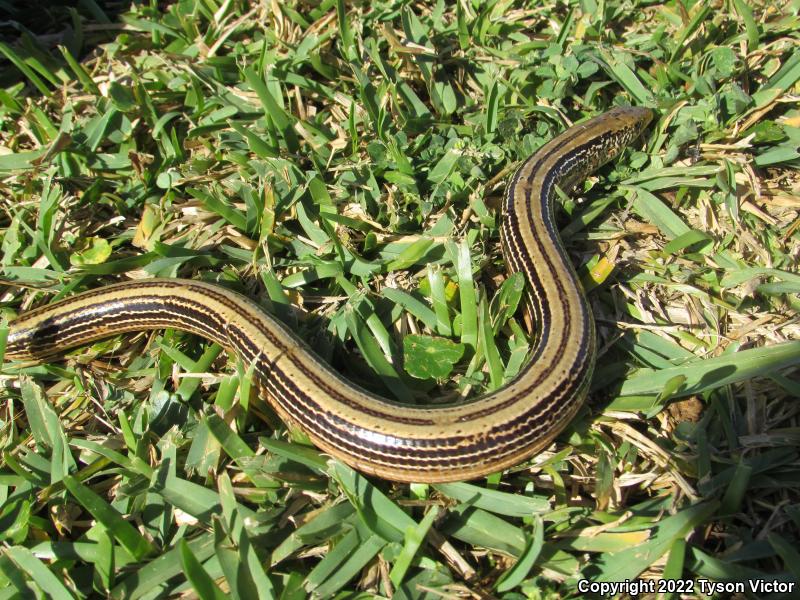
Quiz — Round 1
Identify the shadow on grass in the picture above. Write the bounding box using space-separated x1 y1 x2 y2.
0 1 126 88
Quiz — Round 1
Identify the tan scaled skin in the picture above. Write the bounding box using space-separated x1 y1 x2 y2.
5 107 653 483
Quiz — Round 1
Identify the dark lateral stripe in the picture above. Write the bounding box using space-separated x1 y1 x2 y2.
5 107 652 481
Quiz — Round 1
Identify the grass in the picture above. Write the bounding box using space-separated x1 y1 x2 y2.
0 0 799 598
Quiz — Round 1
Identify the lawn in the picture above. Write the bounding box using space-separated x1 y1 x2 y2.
0 0 799 598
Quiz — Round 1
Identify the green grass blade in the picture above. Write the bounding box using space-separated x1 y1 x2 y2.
62 475 154 561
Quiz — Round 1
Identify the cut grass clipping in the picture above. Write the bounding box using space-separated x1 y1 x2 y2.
1 1 799 598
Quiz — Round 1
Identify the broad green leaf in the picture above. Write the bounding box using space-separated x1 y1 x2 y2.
403 334 465 379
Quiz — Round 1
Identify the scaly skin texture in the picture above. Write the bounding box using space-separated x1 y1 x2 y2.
6 107 653 482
